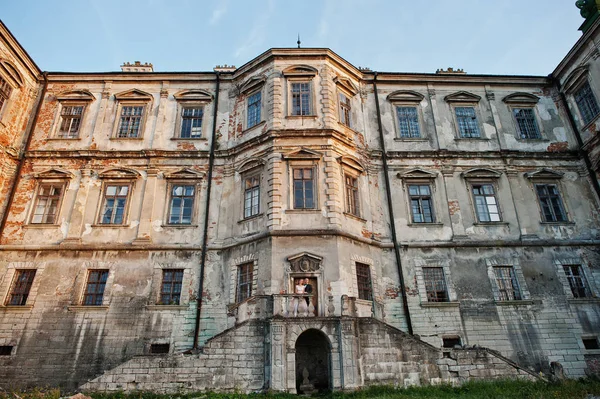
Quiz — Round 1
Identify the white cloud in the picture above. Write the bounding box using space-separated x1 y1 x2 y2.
210 0 229 26
234 0 275 59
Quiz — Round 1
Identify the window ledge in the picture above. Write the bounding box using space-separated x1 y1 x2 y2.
242 120 266 134
473 222 509 226
46 137 82 141
355 299 373 306
454 137 490 141
394 137 428 141
91 224 130 228
0 305 33 311
67 305 109 311
170 137 206 141
568 298 600 304
23 224 59 229
109 137 143 141
146 304 189 311
285 209 321 214
494 300 533 306
343 212 366 222
420 301 460 308
238 213 264 224
161 224 198 228
407 222 444 227
540 221 575 226
516 138 549 142
581 113 600 131
286 115 317 120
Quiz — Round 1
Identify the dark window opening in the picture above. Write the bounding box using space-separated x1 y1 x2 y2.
83 270 109 306
150 343 170 354
423 267 448 302
0 346 13 356
356 262 373 301
443 337 461 348
160 269 184 305
583 337 599 350
6 269 36 306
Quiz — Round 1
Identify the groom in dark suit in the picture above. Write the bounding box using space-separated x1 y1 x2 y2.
303 278 313 305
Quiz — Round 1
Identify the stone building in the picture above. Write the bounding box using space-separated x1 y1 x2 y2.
0 6 599 393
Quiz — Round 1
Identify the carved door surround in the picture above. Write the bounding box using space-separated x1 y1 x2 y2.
286 252 323 316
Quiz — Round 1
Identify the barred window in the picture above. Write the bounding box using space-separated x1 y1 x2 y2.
513 108 540 139
339 93 351 127
291 82 311 116
535 184 567 222
160 269 184 305
356 263 373 301
58 105 85 138
6 270 36 306
83 270 109 306
117 105 145 138
575 82 600 125
455 106 480 138
247 92 261 128
345 175 360 217
423 267 448 302
293 168 315 209
471 184 501 222
494 266 521 301
563 265 591 298
168 185 195 224
396 106 420 138
408 184 434 223
236 263 254 303
244 175 260 218
100 184 130 225
31 184 63 224
180 107 203 138
0 76 12 113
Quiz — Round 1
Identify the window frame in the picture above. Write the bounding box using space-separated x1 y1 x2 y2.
165 183 197 226
511 107 542 140
395 105 422 139
492 266 522 301
338 91 352 127
0 75 13 116
292 166 317 210
562 264 592 299
29 182 66 225
355 262 373 301
453 105 482 138
469 182 502 223
344 173 360 218
423 266 449 303
82 269 110 306
111 90 153 140
246 90 262 130
243 173 261 219
407 183 436 224
114 104 146 139
534 182 569 223
289 80 313 117
56 103 87 139
236 262 254 303
97 182 133 226
159 269 184 305
177 105 204 139
5 269 36 306
388 91 427 140
574 81 600 126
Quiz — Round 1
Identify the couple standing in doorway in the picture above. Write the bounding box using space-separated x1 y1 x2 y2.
293 278 313 316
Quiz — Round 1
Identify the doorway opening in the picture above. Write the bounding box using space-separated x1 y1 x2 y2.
295 329 331 394
292 276 318 316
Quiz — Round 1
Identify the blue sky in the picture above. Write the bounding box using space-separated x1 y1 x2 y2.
0 0 585 75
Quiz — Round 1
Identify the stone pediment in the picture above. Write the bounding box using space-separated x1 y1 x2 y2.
164 168 204 180
0 59 23 87
56 90 95 102
444 91 481 103
339 156 364 173
502 92 540 105
524 168 563 180
287 252 323 273
173 89 213 102
462 168 502 179
283 148 322 160
114 89 153 102
387 90 424 103
98 167 140 179
238 157 266 173
397 168 437 179
563 66 589 94
334 76 358 96
240 76 266 95
33 167 73 179
282 65 318 77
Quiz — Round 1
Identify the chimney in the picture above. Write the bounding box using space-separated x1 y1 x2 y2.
121 61 154 72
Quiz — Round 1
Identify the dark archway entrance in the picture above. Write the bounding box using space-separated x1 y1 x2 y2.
295 329 331 394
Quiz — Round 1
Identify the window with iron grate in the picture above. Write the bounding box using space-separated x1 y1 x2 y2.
356 263 373 301
423 267 448 302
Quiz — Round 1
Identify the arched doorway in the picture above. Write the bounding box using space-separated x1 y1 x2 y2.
295 329 331 393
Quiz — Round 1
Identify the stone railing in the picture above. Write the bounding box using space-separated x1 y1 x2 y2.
272 294 315 317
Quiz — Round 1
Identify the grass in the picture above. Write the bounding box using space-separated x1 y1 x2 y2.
1 379 600 399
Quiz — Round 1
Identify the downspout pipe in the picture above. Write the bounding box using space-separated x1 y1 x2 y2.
0 71 48 238
372 72 413 335
553 79 600 204
193 72 220 350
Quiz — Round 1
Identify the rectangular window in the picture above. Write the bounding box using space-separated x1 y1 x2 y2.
345 175 359 217
291 82 311 116
575 82 600 125
6 270 36 306
30 183 63 224
180 107 203 138
100 184 130 225
0 346 12 356
442 336 461 348
408 184 434 223
150 343 170 354
247 92 261 128
0 76 13 113
117 105 144 138
356 262 373 301
563 265 591 298
293 168 315 209
471 184 501 222
168 184 195 225
236 263 253 303
423 267 448 302
396 106 420 138
494 266 521 301
58 105 84 138
83 270 109 306
339 93 351 126
535 184 567 222
455 106 480 138
244 175 260 218
513 108 541 139
583 337 600 350
160 269 184 305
